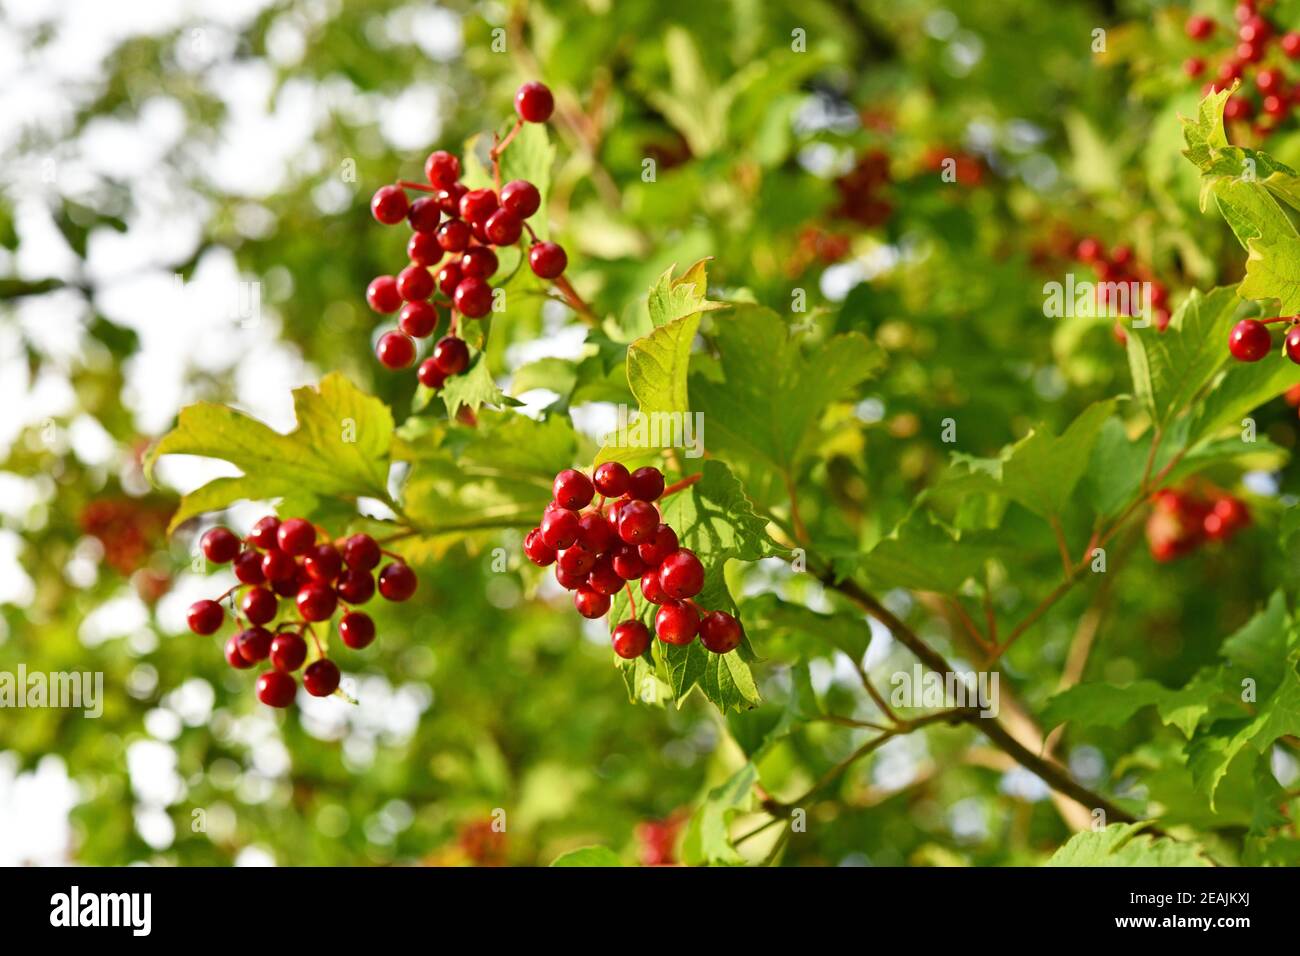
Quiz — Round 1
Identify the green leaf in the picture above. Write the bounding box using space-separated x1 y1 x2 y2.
858 509 1007 595
1041 669 1226 740
647 257 723 329
146 372 392 532
1240 236 1300 313
549 846 623 867
1188 343 1300 445
680 762 758 866
434 352 519 419
1046 823 1212 867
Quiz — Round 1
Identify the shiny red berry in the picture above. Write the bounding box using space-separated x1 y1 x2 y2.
371 185 408 224
540 507 580 550
1285 325 1300 364
277 518 315 556
460 245 499 279
235 625 273 663
339 611 376 649
435 262 462 297
249 515 281 549
698 611 743 654
436 183 467 216
296 582 338 621
515 81 554 123
337 569 375 604
303 545 342 583
366 276 402 314
485 208 522 245
638 524 678 566
1229 319 1271 361
399 300 439 338
261 547 296 583
257 670 297 707
558 544 597 577
437 218 471 252
407 231 442 267
187 599 224 635
528 241 567 279
655 601 699 645
233 549 266 585
593 461 630 498
341 534 380 571
500 179 541 219
659 548 704 600
397 264 434 302
555 563 587 590
587 561 624 597
617 500 659 544
225 634 253 669
627 466 665 502
640 569 667 604
377 331 416 369
574 587 611 619
303 659 341 697
459 188 499 225
418 359 447 389
270 632 307 672
241 586 278 625
576 512 615 554
611 543 647 581
200 527 239 564
378 562 417 601
553 469 595 509
407 196 441 233
524 528 557 566
424 150 460 189
454 277 493 318
611 620 651 659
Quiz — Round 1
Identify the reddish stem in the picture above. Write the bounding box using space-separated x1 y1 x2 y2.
662 473 702 498
625 582 638 619
397 179 437 194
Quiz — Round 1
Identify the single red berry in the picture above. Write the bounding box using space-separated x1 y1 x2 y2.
698 611 743 654
303 659 341 697
371 185 408 224
1184 57 1206 78
437 218 471 253
225 634 253 669
428 335 467 375
655 601 699 645
277 518 315 557
638 524 679 566
424 150 460 190
454 277 493 318
627 466 665 501
540 507 580 550
339 611 376 649
1236 42 1262 64
460 245 499 279
659 548 704 600
249 515 281 550
1224 96 1254 122
270 632 308 672
236 625 273 663
407 196 441 233
617 500 659 544
587 560 624 597
528 241 567 279
1240 14 1270 44
399 300 439 338
377 331 416 369
611 543 647 581
436 182 467 216
233 549 266 585
296 581 338 621
558 544 597 577
1217 59 1243 86
200 527 240 564
241 586 278 625
1283 32 1300 58
366 276 402 314
500 179 541 219
1257 68 1284 95
342 534 381 571
187 599 224 635
378 562 417 601
471 218 491 245
553 469 595 509
407 231 443 267
261 547 296 582
576 512 615 554
1229 319 1272 361
397 264 434 302
303 544 343 583
337 569 375 604
418 358 447 389
1285 325 1300 364
485 208 522 246
1186 14 1215 40
524 527 557 566
640 568 667 604
436 261 463 297
611 620 651 660
256 670 297 708
459 188 499 225
593 461 630 498
555 563 587 590
515 81 554 123
1213 495 1250 531
574 587 611 619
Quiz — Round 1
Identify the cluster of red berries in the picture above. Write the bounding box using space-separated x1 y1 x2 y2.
184 517 417 707
1073 237 1172 339
1185 2 1300 135
365 81 569 392
1227 315 1300 362
1145 488 1250 562
521 464 744 659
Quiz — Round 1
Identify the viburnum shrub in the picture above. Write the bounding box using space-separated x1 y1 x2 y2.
1144 487 1250 561
185 517 416 707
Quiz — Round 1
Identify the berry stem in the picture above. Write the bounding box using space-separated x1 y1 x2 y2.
661 473 702 498
625 582 638 619
489 118 524 190
552 275 597 325
396 179 438 194
304 622 325 658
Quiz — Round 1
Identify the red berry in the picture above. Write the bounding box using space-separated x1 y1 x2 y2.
378 562 417 601
698 611 742 654
655 601 699 645
1075 237 1102 263
627 466 665 501
303 544 342 583
277 518 315 557
418 359 447 390
436 262 463 297
558 544 597 577
342 534 380 571
611 620 651 660
407 196 441 233
1224 96 1254 122
431 336 468 375
528 241 567 279
593 462 630 498
377 331 416 369
1186 15 1215 41
1184 57 1205 78
1213 496 1250 531
540 507 580 550
236 625 273 663
437 218 471 252
485 208 522 246
638 523 678 566
256 670 297 707
555 564 587 590
397 264 434 302
576 512 615 554
271 632 308 672
249 515 281 549
187 599 224 635
515 81 554 123
524 527 557 566
1236 42 1262 64
407 231 443 267
233 549 266 585
658 548 704 600
1240 15 1270 44
399 300 439 338
366 276 402 314
1257 68 1284 94
459 188 499 225
261 547 296 581
460 245 499 279
200 527 239 564
587 560 624 597
241 586 278 625
1285 325 1300 364
500 180 541 219
574 587 611 619
303 659 341 697
339 611 376 649
225 634 253 669
371 185 408 224
424 150 460 190
454 277 493 318
611 543 647 581
436 183 467 216
640 569 667 604
617 500 659 544
296 581 338 621
553 469 595 509
1229 318 1272 361
1283 32 1300 58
